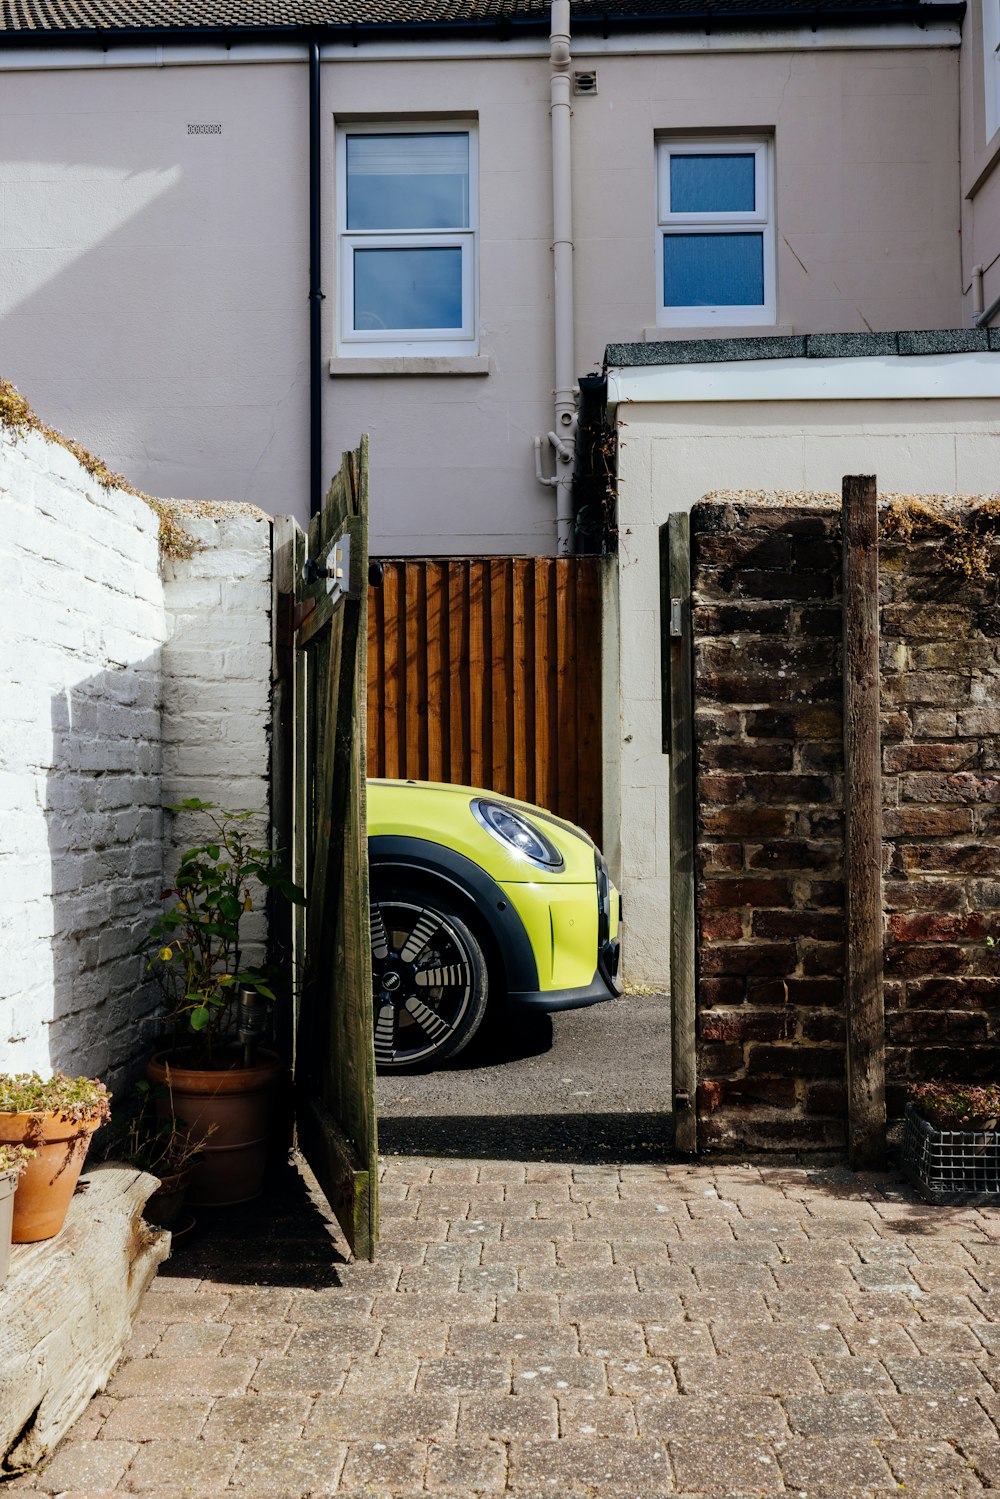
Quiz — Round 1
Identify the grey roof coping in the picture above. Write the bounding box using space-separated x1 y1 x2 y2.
605 328 994 368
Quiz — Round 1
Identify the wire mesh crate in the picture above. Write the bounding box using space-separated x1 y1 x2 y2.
902 1103 1000 1207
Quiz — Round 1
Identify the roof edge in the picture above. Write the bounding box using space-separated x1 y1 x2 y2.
0 2 965 47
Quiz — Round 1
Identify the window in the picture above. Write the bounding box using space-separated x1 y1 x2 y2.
655 138 775 328
337 125 477 356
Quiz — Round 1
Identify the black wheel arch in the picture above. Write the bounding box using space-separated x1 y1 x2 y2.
368 835 539 999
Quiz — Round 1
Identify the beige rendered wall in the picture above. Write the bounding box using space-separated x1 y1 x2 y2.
613 397 1000 985
1 37 962 555
960 0 1000 325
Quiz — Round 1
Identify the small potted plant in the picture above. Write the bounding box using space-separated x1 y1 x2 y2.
0 1074 111 1242
110 1078 213 1230
903 1081 1000 1206
142 800 304 1207
0 1145 35 1286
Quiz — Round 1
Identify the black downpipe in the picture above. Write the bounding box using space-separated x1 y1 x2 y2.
309 35 323 519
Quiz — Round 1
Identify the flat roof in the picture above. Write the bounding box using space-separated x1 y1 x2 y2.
605 328 999 370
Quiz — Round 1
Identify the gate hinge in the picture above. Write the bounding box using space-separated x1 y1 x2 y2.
303 533 352 602
673 1090 691 1110
669 596 685 637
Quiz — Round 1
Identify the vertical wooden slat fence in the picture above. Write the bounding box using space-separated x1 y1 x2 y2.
368 556 603 843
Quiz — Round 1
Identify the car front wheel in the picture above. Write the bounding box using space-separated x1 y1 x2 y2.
369 883 489 1071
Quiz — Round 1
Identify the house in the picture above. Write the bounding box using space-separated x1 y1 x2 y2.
1 0 993 981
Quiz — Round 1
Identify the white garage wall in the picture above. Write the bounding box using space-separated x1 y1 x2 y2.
611 395 1000 986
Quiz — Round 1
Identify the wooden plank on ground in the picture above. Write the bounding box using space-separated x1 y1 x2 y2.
666 515 697 1155
0 1165 168 1474
842 473 887 1171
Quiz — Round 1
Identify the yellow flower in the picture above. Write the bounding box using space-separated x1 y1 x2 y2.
158 946 173 962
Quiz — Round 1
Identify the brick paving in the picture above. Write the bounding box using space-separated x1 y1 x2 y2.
11 1154 1000 1496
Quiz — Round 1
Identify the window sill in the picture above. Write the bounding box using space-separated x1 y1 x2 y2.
329 355 490 377
644 325 793 342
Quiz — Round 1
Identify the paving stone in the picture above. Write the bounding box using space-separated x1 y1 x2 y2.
877 1437 981 1485
100 1397 213 1440
840 1322 919 1357
880 1394 998 1439
495 1292 561 1323
425 1439 507 1489
678 1354 822 1396
397 1264 461 1292
201 1394 314 1442
604 1357 679 1397
458 1394 560 1441
372 1292 496 1322
775 1436 895 1487
637 1395 788 1438
960 1441 1000 1486
713 1322 849 1356
813 1355 894 1391
680 1291 774 1324
338 1439 427 1490
153 1320 233 1357
513 1357 607 1394
227 1289 296 1320
520 1266 637 1294
887 1356 991 1394
250 1353 349 1393
907 1319 986 1355
122 1440 242 1491
510 1437 673 1492
669 1438 783 1491
308 1391 458 1441
340 1355 420 1392
783 1392 895 1436
107 1356 256 1398
558 1394 639 1437
416 1355 512 1393
230 1439 347 1492
642 1321 715 1357
377 1320 450 1357
458 1265 519 1294
287 1322 381 1357
447 1323 579 1359
576 1320 648 1358
136 1291 230 1321
223 1320 296 1357
27 1442 138 1493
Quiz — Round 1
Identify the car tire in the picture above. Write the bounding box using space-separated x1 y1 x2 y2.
369 880 490 1072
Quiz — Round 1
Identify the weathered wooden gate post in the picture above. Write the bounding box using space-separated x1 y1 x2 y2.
661 515 697 1155
842 474 887 1169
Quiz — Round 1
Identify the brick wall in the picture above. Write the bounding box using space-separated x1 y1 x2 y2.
0 427 273 1098
690 492 1000 1153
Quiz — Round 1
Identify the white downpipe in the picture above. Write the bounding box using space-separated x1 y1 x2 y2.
537 0 577 554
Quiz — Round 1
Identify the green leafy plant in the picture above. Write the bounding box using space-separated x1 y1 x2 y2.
111 1077 211 1178
910 1081 1000 1131
0 1144 36 1176
144 800 305 1064
0 1073 111 1127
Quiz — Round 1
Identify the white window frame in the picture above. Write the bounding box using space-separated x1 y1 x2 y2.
336 121 478 357
655 137 775 328
984 0 1000 142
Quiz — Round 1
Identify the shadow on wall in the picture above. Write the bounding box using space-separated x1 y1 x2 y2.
45 656 165 1099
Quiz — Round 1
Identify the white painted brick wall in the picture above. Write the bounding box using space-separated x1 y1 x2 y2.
0 428 166 1096
162 513 273 969
0 429 274 1097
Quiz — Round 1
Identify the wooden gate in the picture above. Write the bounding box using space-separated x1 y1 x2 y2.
367 556 604 843
273 438 378 1259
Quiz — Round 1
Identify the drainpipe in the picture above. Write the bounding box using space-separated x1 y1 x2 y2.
308 35 324 518
534 0 577 555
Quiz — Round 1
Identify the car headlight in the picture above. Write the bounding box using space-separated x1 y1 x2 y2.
471 798 565 871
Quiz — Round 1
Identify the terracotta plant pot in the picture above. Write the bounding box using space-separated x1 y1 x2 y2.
147 1050 283 1207
0 1166 18 1286
144 1166 192 1229
0 1113 100 1243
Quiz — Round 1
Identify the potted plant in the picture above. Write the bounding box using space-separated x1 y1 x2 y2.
110 1077 213 1230
903 1081 1000 1206
143 800 304 1207
0 1145 34 1286
0 1074 111 1242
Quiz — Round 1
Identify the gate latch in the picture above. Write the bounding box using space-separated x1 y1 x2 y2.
302 533 352 601
669 596 685 637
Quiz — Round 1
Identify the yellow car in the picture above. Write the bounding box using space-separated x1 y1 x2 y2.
367 780 622 1071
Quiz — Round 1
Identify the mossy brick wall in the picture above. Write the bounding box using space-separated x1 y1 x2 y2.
690 495 1000 1153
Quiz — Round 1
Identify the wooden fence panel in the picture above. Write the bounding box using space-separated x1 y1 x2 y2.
368 556 603 843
